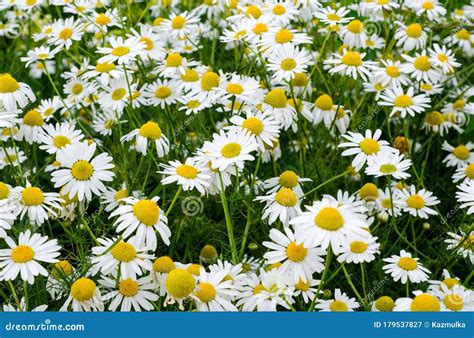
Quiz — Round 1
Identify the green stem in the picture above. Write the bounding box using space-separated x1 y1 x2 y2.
219 172 238 264
309 247 332 311
7 281 20 308
165 186 182 217
341 264 365 307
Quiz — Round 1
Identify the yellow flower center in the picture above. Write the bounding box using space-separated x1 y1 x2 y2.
347 20 364 34
410 294 440 311
187 100 201 109
272 4 286 15
139 121 162 140
253 283 267 295
385 65 400 78
295 279 310 291
350 241 368 253
464 163 474 179
406 194 425 209
414 56 431 71
406 24 422 38
71 83 83 95
264 89 287 108
221 142 241 158
375 296 395 311
453 145 470 160
279 170 298 188
330 300 348 312
443 294 463 311
96 13 111 25
187 263 201 276
181 69 199 82
71 160 94 181
111 242 136 262
286 241 307 262
275 29 293 44
166 269 195 299
253 23 267 35
171 15 186 29
153 17 164 26
0 73 20 93
457 29 470 40
359 183 378 200
133 199 159 226
226 83 244 95
381 198 393 209
379 164 397 174
112 88 126 101
53 135 71 149
140 37 154 51
115 188 128 202
242 117 263 135
281 58 297 71
394 94 413 108
176 164 198 179
233 29 247 39
453 98 465 110
153 256 176 273
275 188 297 207
342 51 362 66
119 278 139 297
315 207 344 231
315 94 333 110
397 257 417 270
166 53 183 67
11 245 35 263
71 278 96 302
327 13 340 21
292 73 308 87
111 46 130 56
422 1 434 10
21 187 45 206
246 5 262 19
359 138 379 155
52 260 73 279
59 28 73 40
425 111 444 126
154 86 171 99
23 109 44 126
441 277 459 289
0 182 9 200
201 71 220 91
195 282 217 303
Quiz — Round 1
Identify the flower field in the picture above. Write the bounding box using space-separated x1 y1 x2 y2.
0 0 473 312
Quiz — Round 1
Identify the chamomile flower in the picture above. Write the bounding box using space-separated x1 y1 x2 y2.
442 141 474 168
399 185 440 219
91 237 153 279
263 227 325 283
414 0 447 21
293 277 320 303
0 73 35 110
227 111 280 151
0 147 26 168
394 22 427 51
401 52 441 83
160 11 200 39
314 6 352 27
143 79 181 108
192 268 238 311
0 230 60 284
365 149 412 180
164 268 196 310
290 198 370 252
339 129 392 171
160 158 210 194
20 46 60 67
51 141 115 202
376 188 403 217
266 44 311 83
373 60 410 88
315 288 359 312
337 235 380 264
60 277 104 312
3 297 47 312
263 170 311 197
429 44 460 74
82 62 124 86
217 74 262 104
110 196 170 250
325 49 376 81
394 291 440 311
444 230 473 263
259 27 312 52
98 76 137 112
256 187 302 226
202 129 258 172
379 86 431 118
456 180 474 215
432 284 474 311
121 121 170 157
97 36 145 65
14 182 63 226
100 275 159 311
91 110 122 136
339 19 367 48
39 122 83 154
49 17 84 49
383 250 430 284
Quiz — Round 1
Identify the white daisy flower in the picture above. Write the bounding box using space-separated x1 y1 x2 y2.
365 149 412 180
0 73 35 110
266 44 311 83
192 268 238 311
325 49 376 81
263 227 325 283
372 60 410 88
100 275 159 311
401 52 441 83
39 122 84 154
143 78 181 108
336 235 380 264
339 19 367 48
256 187 302 226
263 170 311 197
121 121 170 158
48 17 85 49
444 231 473 263
314 6 352 27
110 196 170 250
383 250 430 284
456 180 474 215
160 157 210 194
399 185 440 219
315 288 359 312
394 22 427 51
432 284 474 311
379 86 431 118
97 36 145 65
60 277 104 312
0 230 60 284
429 44 460 74
51 141 115 202
442 141 474 168
394 291 440 311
